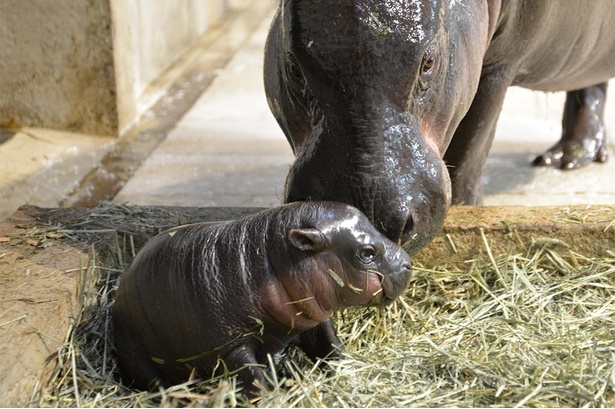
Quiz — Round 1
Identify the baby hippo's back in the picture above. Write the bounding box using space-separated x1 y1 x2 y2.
113 213 275 388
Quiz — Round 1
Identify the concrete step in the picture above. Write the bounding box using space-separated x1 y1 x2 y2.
0 128 114 221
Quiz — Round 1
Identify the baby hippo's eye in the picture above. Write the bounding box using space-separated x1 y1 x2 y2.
357 244 377 264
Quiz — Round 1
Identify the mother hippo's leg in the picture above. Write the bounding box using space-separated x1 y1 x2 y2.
444 69 515 205
533 82 609 169
296 319 342 362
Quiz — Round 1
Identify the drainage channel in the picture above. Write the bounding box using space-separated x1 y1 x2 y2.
62 1 276 208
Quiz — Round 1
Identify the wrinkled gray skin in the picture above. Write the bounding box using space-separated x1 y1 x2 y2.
112 201 411 393
264 0 615 255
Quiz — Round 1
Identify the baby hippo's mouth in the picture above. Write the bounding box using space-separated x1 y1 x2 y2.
367 262 413 306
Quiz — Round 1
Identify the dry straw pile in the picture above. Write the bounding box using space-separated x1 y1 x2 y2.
34 213 614 408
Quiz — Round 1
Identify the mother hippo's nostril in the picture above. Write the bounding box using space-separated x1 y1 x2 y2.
401 215 415 244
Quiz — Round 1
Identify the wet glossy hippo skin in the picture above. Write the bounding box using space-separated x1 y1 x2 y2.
264 0 615 253
112 201 412 392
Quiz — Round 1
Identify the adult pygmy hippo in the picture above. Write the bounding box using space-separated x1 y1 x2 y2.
264 0 615 255
112 201 412 392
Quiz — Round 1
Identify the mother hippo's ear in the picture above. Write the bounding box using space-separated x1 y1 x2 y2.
288 228 327 252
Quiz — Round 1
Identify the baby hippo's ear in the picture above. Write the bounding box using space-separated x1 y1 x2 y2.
288 228 327 252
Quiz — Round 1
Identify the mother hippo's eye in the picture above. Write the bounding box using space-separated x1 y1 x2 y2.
357 245 377 264
419 45 439 91
422 55 436 73
286 53 306 87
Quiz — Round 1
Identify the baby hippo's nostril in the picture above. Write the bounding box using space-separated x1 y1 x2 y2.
394 248 412 274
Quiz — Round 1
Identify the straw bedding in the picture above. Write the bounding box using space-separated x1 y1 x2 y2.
32 206 614 408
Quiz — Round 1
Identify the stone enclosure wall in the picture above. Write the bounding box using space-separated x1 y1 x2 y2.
0 0 235 136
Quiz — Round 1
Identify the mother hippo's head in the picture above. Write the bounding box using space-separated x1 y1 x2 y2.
264 0 491 253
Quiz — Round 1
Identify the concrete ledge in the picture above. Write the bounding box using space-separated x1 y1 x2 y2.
0 211 90 407
0 204 612 406
413 205 614 268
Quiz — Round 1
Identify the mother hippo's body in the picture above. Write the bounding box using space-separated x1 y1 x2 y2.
264 0 615 254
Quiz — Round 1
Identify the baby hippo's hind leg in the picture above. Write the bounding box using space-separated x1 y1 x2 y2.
113 320 169 390
533 82 609 169
296 319 343 362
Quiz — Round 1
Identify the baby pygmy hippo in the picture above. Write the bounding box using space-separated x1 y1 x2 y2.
112 201 412 392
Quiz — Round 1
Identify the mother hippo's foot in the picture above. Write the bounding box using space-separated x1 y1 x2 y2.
532 131 608 169
296 319 343 363
533 83 609 169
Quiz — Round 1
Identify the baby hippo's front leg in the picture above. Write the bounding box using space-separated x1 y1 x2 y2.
296 319 343 362
223 345 269 395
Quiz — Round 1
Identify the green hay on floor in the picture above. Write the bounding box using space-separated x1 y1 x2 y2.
33 221 615 408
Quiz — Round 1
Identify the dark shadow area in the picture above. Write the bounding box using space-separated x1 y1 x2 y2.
481 151 538 196
0 128 15 145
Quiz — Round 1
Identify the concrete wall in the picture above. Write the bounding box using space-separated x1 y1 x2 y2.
0 1 117 135
111 0 229 134
0 0 232 136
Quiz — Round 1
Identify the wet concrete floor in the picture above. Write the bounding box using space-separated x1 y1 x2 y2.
1 2 614 222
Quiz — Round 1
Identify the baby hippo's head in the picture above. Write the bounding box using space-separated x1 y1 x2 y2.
287 202 413 308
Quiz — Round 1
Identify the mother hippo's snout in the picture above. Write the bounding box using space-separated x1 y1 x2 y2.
285 167 415 246
284 117 452 255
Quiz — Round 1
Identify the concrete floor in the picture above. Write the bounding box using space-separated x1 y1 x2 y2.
0 128 114 220
1 3 614 222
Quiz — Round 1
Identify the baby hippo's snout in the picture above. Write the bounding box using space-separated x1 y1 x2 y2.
380 243 412 304
328 204 414 307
